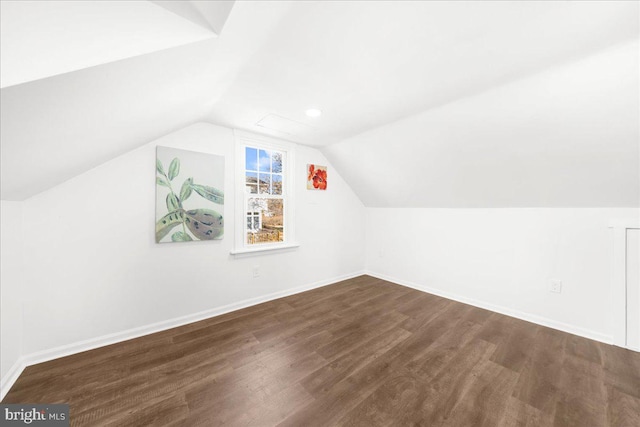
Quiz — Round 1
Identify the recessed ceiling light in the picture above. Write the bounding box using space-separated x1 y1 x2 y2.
305 108 322 118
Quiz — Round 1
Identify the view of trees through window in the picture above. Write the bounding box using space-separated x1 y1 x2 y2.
245 147 284 245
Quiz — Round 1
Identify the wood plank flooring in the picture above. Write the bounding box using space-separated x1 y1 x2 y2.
3 275 640 426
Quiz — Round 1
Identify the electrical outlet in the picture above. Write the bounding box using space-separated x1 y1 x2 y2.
550 279 562 293
253 266 260 278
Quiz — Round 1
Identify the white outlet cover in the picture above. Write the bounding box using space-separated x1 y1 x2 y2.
550 279 562 293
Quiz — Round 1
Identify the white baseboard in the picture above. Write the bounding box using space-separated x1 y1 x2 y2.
366 270 614 345
4 269 621 401
0 270 366 401
0 359 26 402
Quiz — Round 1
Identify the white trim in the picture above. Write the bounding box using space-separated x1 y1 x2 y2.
0 358 27 402
366 270 613 345
611 225 628 347
0 270 365 401
230 242 300 256
609 219 640 229
609 220 640 349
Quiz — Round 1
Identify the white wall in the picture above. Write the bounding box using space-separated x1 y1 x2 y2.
366 208 639 342
18 122 365 356
0 201 23 382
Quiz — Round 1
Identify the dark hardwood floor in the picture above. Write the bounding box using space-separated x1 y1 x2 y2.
3 275 640 426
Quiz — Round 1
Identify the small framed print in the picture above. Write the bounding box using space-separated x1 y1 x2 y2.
307 164 327 190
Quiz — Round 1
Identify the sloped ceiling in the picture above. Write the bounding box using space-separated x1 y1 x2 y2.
0 0 230 88
1 0 638 206
324 40 639 208
0 0 287 200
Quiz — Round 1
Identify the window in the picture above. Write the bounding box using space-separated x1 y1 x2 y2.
247 211 262 232
233 133 297 254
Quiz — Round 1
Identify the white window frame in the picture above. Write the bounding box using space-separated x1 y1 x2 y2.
231 131 298 255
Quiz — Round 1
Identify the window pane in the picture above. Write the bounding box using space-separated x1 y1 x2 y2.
246 172 258 194
272 152 282 173
272 174 282 195
246 171 257 184
247 198 266 212
259 149 271 172
246 198 284 245
258 174 271 194
246 147 257 171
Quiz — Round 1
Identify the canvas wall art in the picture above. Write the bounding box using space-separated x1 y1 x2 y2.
307 164 327 190
155 146 224 243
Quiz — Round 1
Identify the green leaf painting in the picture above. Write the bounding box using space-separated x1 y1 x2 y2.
156 159 165 176
168 158 180 181
191 184 224 204
185 209 224 240
171 231 193 242
180 177 193 202
155 147 225 243
166 193 180 211
155 210 186 241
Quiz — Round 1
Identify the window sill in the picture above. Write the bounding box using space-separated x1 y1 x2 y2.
230 243 300 256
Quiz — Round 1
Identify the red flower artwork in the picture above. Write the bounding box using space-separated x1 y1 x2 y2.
307 164 327 190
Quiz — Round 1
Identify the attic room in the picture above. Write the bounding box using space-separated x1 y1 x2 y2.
0 0 638 425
